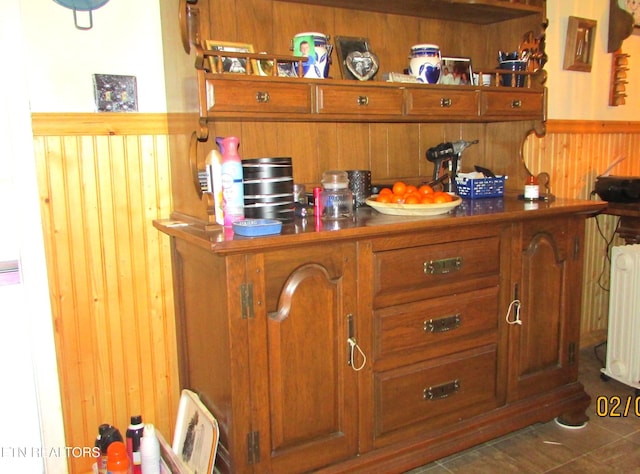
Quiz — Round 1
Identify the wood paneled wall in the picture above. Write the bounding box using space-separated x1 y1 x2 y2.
31 113 179 474
31 113 640 472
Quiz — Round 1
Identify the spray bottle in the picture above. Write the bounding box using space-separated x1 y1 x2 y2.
126 415 144 474
220 136 245 226
140 423 160 474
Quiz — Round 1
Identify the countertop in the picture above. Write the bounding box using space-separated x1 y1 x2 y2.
154 196 606 255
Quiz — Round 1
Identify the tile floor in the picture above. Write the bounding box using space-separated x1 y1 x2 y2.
406 344 640 473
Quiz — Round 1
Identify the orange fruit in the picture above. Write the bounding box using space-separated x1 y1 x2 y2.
378 187 393 196
392 181 407 196
432 191 453 203
418 184 434 195
421 194 435 204
390 193 404 203
376 193 391 203
404 194 420 204
405 184 418 195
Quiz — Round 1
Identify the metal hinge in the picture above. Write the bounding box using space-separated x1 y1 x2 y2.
568 342 576 364
573 236 580 260
241 283 254 319
247 431 260 464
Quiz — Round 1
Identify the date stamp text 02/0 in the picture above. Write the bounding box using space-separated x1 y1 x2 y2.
595 395 640 417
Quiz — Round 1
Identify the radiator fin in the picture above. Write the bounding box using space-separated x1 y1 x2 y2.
601 244 640 389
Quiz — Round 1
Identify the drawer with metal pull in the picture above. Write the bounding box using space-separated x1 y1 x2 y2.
316 85 404 115
405 88 479 118
374 286 499 362
373 344 498 440
205 78 311 114
372 235 500 308
480 90 544 119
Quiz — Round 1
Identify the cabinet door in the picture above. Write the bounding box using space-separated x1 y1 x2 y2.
507 217 584 401
248 243 359 473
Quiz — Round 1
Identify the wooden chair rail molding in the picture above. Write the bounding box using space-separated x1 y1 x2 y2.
30 112 197 136
31 113 640 136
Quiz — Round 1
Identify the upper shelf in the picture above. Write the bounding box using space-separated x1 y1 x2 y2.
277 0 544 24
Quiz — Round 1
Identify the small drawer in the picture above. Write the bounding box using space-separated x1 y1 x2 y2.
374 286 499 360
316 85 404 115
374 345 498 438
481 90 544 119
206 79 311 114
405 88 479 117
373 236 500 307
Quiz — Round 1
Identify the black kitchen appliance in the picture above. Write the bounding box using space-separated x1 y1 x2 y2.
594 175 640 203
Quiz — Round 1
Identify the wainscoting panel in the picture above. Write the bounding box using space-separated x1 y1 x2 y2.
524 121 640 346
30 114 640 472
32 114 179 473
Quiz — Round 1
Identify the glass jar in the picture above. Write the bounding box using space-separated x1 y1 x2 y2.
319 170 354 220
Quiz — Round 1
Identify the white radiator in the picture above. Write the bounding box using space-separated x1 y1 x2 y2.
601 244 640 390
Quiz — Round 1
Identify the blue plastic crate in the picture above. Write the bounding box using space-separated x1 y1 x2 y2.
455 176 505 199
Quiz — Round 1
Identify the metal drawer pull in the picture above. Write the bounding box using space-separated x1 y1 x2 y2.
357 95 369 106
440 98 452 107
255 91 270 103
424 379 460 400
511 99 522 108
424 256 462 275
424 314 461 333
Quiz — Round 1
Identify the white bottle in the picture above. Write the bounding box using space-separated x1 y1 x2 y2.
139 423 160 474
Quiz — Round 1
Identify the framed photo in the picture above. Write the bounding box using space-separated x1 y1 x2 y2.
335 36 378 80
439 57 473 85
204 40 257 74
563 17 597 72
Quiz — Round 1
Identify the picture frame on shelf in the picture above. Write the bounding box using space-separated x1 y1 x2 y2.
439 57 473 85
563 16 597 72
335 36 379 81
204 40 257 74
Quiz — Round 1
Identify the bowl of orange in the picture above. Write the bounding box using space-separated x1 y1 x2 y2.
366 181 461 216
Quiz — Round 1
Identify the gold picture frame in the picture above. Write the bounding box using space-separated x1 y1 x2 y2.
563 16 597 72
204 40 257 74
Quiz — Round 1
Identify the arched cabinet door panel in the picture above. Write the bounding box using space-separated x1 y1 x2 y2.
251 243 359 473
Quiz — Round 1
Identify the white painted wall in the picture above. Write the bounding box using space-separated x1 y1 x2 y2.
21 0 167 113
1 1 67 473
546 0 640 119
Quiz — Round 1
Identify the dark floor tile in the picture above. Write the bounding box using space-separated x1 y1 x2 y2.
491 425 580 472
583 438 640 473
545 454 625 473
439 445 537 473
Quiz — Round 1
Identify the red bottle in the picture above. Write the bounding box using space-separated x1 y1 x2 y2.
106 441 130 474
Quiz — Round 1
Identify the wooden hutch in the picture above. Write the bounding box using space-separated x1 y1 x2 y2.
157 0 605 472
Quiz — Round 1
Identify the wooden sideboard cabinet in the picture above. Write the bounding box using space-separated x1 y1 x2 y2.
156 0 602 472
155 200 603 473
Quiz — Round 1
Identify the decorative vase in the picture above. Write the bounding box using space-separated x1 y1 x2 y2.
408 44 441 84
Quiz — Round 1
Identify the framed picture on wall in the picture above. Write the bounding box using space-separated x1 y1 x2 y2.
563 16 597 72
